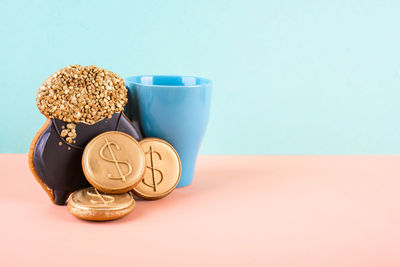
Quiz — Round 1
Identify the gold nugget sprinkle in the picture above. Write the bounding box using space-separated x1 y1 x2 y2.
36 65 127 125
60 123 77 143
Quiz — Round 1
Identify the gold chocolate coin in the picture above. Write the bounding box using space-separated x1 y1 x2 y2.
67 187 135 221
82 131 145 193
132 138 181 200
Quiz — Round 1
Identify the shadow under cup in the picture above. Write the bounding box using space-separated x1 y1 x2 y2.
125 75 212 187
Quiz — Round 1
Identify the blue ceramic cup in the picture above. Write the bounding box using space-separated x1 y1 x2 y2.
125 75 212 187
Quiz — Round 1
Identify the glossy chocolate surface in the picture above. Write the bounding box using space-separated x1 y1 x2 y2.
32 112 142 205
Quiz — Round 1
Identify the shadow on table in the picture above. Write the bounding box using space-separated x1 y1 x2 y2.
118 162 271 223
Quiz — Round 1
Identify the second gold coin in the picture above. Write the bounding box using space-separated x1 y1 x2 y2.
82 131 145 193
132 138 181 200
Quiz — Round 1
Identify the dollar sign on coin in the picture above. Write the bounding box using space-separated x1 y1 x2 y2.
100 138 132 182
86 187 115 205
133 138 181 200
82 131 146 194
143 146 164 191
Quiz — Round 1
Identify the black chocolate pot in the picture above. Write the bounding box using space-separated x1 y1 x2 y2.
29 112 142 205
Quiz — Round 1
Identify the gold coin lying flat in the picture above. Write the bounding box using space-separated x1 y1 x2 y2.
67 187 135 221
82 131 145 193
132 138 181 200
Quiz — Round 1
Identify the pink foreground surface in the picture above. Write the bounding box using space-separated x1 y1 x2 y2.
1 154 400 266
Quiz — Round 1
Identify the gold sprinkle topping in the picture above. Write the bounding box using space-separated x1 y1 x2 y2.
36 65 127 125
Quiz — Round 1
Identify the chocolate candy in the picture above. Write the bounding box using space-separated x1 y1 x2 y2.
67 187 135 221
29 112 142 205
132 138 181 200
82 131 146 194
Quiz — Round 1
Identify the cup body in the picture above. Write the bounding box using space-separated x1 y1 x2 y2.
125 75 212 187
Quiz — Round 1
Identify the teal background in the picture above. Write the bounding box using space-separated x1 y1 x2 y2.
0 0 399 154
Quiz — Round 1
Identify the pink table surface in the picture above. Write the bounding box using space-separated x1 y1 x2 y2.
0 154 400 266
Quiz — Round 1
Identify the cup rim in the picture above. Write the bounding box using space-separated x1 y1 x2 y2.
125 75 212 88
